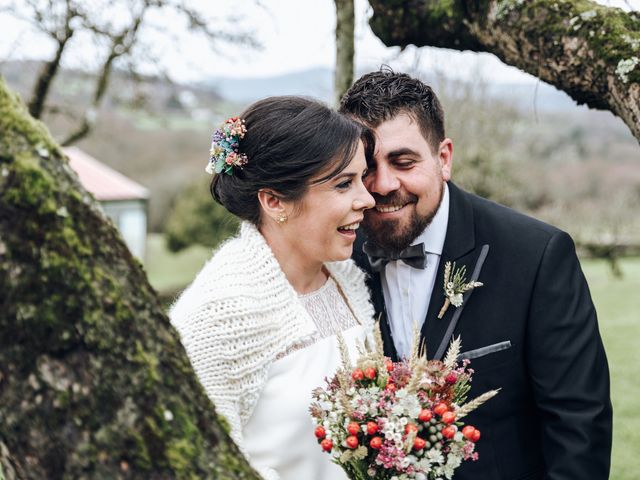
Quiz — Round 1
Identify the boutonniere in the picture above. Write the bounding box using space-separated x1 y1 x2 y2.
438 261 483 319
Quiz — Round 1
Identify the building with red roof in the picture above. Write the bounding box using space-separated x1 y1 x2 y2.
64 147 149 261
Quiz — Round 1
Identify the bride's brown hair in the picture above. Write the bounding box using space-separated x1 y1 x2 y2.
212 96 372 225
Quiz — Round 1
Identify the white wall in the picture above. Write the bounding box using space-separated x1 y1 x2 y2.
102 200 148 261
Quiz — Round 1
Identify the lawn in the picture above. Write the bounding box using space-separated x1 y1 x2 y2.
144 233 212 299
145 237 639 478
581 258 640 480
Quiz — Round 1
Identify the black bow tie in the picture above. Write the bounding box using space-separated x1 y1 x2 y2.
363 242 428 272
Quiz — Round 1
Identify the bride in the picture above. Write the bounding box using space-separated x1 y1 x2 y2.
170 96 376 480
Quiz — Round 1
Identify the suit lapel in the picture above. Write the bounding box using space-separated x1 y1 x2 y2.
353 232 399 360
421 182 476 359
369 270 399 360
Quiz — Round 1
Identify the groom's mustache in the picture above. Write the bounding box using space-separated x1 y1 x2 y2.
370 191 418 206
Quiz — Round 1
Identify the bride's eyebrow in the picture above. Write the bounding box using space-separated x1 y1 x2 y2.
331 172 356 182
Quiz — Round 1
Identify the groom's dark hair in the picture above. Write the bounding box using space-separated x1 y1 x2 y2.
339 67 445 153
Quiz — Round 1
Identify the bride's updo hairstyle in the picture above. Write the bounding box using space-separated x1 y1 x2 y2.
211 96 370 225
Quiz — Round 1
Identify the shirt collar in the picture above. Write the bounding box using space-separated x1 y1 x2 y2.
412 182 450 255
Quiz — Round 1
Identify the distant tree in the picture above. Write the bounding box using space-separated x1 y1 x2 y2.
369 0 640 142
334 0 355 106
3 0 258 145
165 178 239 253
0 77 259 478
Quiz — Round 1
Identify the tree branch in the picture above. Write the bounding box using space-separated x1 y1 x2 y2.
26 0 78 119
369 0 640 142
62 6 145 145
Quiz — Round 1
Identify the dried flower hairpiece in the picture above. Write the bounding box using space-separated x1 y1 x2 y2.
205 116 248 175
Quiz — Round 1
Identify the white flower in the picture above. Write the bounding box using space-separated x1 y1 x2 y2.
426 449 444 465
434 453 463 479
451 293 464 307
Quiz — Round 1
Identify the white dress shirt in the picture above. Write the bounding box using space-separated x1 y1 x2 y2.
381 183 450 359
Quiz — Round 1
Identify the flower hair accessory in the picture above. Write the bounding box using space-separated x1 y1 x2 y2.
205 116 248 175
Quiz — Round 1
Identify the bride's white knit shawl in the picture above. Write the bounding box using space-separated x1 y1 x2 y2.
170 221 375 454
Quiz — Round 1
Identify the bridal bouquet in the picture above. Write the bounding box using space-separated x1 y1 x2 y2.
309 333 499 480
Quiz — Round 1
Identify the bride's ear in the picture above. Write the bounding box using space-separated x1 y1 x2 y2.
258 189 288 224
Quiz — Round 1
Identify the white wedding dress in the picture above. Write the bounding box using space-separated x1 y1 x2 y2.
243 277 366 480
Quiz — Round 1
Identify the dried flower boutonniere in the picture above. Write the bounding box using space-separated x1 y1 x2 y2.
438 261 483 319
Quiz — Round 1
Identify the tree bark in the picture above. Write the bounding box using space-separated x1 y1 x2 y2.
368 0 640 142
334 0 356 106
0 77 260 479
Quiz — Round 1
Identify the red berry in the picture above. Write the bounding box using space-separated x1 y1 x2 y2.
462 426 476 440
418 409 433 423
472 429 481 442
352 369 364 381
442 425 456 439
445 372 458 384
442 411 456 424
366 421 379 435
413 437 426 450
433 403 448 416
364 367 377 380
386 382 396 392
385 359 394 372
370 436 383 449
314 426 326 439
321 438 333 452
347 422 361 435
346 435 359 449
405 423 418 435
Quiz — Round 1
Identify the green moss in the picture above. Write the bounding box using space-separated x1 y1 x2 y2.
166 438 200 479
128 429 152 470
217 414 232 436
0 76 58 159
133 340 161 387
2 152 56 213
511 1 640 79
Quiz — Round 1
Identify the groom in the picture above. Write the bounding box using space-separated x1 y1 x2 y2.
341 69 612 479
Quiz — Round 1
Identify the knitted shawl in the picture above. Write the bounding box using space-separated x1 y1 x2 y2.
170 222 375 460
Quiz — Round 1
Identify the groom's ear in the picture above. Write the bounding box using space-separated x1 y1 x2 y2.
257 189 287 221
438 138 453 181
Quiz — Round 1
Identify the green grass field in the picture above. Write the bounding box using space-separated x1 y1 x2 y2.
582 258 640 480
145 236 639 479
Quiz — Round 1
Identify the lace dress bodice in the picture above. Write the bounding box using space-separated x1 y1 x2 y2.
298 276 358 339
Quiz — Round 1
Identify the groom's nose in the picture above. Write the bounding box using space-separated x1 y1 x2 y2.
366 163 400 196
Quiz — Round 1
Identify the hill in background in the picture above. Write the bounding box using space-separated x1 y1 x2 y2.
1 61 638 241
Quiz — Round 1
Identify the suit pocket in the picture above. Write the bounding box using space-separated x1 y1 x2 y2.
458 340 512 361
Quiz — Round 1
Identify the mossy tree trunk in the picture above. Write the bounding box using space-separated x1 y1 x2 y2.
0 77 260 479
369 0 640 142
334 0 356 106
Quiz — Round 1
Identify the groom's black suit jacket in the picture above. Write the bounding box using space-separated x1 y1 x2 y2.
353 182 612 480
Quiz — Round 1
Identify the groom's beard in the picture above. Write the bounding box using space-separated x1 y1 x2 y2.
362 184 444 256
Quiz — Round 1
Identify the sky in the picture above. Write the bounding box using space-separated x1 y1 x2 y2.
1 0 638 85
